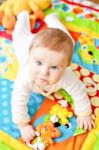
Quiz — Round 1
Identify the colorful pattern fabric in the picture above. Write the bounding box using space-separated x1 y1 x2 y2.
51 0 99 74
0 0 99 149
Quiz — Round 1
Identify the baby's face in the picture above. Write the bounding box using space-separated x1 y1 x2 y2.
29 47 68 86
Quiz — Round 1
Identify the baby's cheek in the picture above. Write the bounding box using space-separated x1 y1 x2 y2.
50 74 61 84
29 69 38 80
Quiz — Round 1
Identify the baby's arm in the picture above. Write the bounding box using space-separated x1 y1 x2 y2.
13 11 32 41
44 12 74 45
11 69 35 142
62 67 95 129
12 11 35 65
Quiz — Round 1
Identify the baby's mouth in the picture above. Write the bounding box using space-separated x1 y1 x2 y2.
36 78 48 84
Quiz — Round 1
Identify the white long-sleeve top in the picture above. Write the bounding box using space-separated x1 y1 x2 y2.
11 11 91 125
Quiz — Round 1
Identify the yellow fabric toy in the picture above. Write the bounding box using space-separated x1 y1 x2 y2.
0 0 51 31
0 0 51 15
49 104 73 124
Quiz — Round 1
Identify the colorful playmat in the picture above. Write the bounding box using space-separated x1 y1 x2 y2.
0 0 99 149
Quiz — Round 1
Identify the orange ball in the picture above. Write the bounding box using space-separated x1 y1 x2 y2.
2 14 16 30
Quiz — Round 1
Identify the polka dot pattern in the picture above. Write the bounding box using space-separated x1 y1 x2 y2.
0 79 18 137
91 97 99 107
0 3 99 143
0 36 18 81
0 78 45 139
0 65 98 139
0 13 48 140
71 63 99 114
28 93 45 118
52 0 99 75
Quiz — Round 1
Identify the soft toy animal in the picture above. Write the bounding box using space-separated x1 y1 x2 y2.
0 0 51 31
36 121 61 146
49 104 73 124
27 121 61 150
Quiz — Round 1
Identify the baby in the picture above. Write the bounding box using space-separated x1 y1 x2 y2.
11 11 95 143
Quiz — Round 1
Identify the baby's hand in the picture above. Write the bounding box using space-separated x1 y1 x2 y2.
77 115 95 130
19 124 35 142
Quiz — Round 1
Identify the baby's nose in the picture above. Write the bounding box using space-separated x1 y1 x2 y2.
41 66 49 75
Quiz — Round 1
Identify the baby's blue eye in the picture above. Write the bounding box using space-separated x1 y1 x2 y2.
50 66 58 70
35 61 42 66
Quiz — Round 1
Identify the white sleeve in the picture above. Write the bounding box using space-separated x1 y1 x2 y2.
12 11 35 65
44 12 74 45
62 67 92 116
11 69 30 124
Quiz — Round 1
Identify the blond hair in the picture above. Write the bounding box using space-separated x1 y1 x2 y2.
30 28 74 64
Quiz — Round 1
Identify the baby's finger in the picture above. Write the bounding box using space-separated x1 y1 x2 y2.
21 132 29 142
78 121 84 129
23 135 30 142
91 119 96 128
30 129 35 137
27 132 34 142
23 132 32 142
91 114 96 120
87 121 92 130
83 121 88 130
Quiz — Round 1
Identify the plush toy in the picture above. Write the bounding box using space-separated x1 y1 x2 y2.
0 0 51 31
49 104 73 125
36 121 61 146
27 121 61 150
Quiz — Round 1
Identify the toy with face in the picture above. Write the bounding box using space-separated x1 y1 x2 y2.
33 99 85 143
49 104 73 124
77 33 99 65
27 121 61 150
78 44 99 64
34 114 78 142
36 121 61 146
